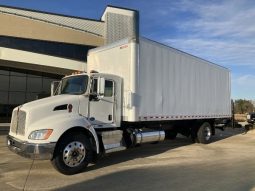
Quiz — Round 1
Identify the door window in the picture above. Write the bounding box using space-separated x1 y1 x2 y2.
104 80 113 97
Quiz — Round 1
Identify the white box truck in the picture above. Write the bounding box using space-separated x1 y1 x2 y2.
7 37 231 175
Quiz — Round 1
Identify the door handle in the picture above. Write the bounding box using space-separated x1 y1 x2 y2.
108 115 112 121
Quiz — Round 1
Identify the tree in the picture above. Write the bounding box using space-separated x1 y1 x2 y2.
234 99 255 114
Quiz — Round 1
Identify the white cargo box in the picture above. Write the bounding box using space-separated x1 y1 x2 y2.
88 37 231 122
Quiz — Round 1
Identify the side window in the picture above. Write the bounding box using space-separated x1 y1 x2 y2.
104 80 113 97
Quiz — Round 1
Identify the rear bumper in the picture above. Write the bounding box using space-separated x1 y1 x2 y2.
7 135 56 160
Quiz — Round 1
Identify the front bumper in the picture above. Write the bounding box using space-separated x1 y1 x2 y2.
7 135 56 160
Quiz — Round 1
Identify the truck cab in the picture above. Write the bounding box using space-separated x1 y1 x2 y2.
54 72 122 127
7 72 122 174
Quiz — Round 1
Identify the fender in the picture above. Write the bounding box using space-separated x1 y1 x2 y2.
86 124 100 154
26 114 100 153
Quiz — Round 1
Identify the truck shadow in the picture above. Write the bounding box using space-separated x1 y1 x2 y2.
211 127 247 142
85 127 245 173
55 158 255 191
86 137 191 172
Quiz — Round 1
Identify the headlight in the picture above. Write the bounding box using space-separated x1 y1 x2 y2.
28 129 53 140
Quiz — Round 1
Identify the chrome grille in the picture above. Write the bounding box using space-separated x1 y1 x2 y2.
10 110 18 133
10 110 26 135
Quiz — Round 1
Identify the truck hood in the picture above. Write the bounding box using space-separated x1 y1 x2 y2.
20 95 78 111
17 95 81 128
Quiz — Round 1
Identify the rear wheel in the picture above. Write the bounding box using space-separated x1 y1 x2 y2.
51 133 93 175
197 122 212 144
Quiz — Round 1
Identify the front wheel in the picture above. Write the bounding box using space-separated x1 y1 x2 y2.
196 122 212 144
51 133 93 175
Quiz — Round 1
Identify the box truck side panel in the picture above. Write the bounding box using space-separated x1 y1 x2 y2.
138 38 231 120
87 39 138 121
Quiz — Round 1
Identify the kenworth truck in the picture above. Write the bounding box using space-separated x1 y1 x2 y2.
7 37 231 175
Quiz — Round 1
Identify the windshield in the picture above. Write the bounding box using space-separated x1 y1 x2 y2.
60 75 88 95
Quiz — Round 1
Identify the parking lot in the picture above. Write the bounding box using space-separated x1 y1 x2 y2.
1 127 255 191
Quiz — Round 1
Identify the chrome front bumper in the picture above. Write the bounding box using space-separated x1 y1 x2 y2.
7 135 56 160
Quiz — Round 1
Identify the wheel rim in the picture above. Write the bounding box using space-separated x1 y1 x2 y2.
204 126 212 141
63 141 86 167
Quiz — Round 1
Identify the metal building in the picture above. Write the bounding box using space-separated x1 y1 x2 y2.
0 5 139 122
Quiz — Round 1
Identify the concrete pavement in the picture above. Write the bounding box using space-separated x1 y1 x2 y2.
1 127 255 191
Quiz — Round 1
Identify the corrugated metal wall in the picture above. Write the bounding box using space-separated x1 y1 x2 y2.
0 6 104 36
104 11 139 44
0 6 140 45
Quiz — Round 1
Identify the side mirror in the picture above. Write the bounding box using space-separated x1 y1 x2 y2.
89 93 99 101
51 81 60 96
98 77 105 96
89 77 105 101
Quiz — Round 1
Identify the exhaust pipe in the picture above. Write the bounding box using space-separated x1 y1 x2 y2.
134 130 165 145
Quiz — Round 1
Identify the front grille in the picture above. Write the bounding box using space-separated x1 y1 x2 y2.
10 110 26 135
10 110 18 133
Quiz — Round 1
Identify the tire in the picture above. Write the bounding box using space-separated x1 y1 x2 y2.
51 133 93 175
196 122 212 144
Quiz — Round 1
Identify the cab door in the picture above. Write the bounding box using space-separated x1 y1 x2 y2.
89 77 115 125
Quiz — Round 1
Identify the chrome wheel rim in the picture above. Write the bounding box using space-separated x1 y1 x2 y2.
204 126 212 141
63 141 86 167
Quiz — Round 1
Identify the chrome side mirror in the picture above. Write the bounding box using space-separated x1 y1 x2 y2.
98 77 105 96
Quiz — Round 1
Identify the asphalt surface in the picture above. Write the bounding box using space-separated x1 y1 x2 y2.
1 127 255 191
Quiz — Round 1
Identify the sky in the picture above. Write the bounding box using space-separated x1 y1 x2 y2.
0 0 254 100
